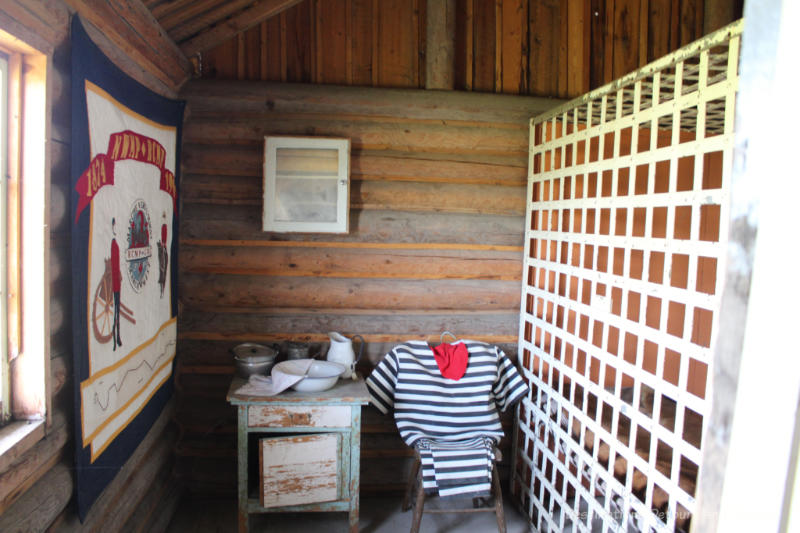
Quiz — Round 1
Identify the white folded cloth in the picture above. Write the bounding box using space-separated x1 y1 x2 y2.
234 358 313 396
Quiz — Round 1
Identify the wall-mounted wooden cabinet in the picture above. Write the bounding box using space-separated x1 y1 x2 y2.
263 136 350 233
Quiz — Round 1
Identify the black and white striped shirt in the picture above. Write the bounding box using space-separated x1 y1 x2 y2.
366 340 528 496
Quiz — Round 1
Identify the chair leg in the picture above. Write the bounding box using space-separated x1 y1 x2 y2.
403 454 421 512
492 465 506 533
410 475 425 533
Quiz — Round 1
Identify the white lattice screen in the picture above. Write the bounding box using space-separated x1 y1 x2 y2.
512 21 742 533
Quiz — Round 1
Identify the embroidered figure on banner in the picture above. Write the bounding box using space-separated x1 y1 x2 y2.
157 212 168 298
93 230 136 345
111 218 122 350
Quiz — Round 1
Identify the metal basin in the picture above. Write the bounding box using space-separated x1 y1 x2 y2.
272 359 346 392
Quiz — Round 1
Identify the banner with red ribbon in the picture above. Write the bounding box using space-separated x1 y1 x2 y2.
74 130 177 223
70 17 185 522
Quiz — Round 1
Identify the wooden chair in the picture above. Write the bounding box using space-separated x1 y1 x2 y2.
402 446 506 533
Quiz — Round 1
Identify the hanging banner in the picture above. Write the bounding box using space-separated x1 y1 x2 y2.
70 17 185 520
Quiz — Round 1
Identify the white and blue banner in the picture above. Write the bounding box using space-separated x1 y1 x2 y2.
70 17 184 519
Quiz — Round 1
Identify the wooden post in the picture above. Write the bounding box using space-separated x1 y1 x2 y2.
425 0 456 90
694 2 800 531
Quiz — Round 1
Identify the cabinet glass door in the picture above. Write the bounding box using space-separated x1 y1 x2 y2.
263 136 350 233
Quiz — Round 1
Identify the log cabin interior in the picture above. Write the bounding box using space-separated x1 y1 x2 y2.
3 0 800 531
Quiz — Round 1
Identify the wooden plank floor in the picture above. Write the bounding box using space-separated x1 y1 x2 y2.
167 492 530 532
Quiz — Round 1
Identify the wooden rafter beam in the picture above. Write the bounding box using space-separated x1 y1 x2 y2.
0 1 68 53
65 0 193 90
180 0 302 57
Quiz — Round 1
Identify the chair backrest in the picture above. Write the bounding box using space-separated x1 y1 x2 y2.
366 339 528 448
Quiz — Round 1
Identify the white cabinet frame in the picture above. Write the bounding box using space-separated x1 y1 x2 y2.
262 136 350 233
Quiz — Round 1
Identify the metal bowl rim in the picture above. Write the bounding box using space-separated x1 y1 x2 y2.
232 342 278 363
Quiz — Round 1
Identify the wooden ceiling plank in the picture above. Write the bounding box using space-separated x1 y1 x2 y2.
704 0 739 34
158 0 227 32
152 0 203 22
65 0 192 89
180 0 303 57
425 0 456 90
169 0 254 42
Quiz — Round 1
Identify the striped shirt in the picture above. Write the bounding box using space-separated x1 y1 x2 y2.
366 340 528 496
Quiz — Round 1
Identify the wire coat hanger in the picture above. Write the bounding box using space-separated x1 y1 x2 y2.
440 331 458 344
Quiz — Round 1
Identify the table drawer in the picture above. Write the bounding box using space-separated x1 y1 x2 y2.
248 405 352 428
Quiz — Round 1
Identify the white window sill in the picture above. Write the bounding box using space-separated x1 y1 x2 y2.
0 418 45 472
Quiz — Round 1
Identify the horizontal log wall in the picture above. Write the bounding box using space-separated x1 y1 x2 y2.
0 0 744 519
198 0 741 99
177 79 558 493
0 3 180 531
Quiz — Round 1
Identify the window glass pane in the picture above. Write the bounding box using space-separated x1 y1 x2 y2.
0 53 8 422
275 177 338 223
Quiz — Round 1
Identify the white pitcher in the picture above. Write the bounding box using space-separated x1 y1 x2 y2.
327 332 364 380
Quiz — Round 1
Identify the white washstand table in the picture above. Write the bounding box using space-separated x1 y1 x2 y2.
227 376 370 533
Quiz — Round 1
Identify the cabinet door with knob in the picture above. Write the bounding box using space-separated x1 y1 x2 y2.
259 433 343 508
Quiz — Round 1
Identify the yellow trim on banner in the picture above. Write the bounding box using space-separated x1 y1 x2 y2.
80 317 176 447
89 355 175 462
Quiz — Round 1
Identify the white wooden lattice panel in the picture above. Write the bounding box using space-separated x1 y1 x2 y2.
512 21 742 533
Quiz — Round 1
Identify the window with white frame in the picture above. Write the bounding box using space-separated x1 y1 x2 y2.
0 28 49 455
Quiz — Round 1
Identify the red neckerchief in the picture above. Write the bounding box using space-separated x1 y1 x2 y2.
431 342 468 380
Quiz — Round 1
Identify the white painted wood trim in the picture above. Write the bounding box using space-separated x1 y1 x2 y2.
695 1 800 531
